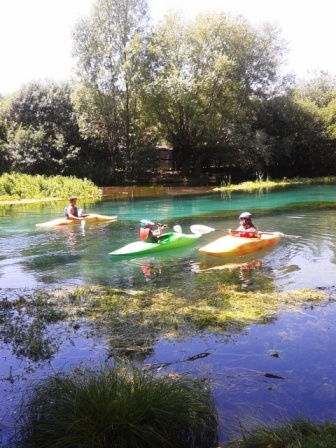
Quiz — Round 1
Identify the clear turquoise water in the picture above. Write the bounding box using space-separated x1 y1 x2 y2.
0 183 336 290
1 183 336 444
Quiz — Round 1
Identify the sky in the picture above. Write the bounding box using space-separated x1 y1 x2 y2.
0 0 335 95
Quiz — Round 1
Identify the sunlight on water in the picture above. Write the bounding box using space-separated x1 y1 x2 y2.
0 184 336 291
1 183 336 444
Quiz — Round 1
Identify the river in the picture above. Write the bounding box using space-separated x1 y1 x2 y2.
1 183 336 445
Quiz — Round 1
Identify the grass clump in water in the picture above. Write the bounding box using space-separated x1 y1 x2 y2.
213 176 336 192
14 363 218 448
224 417 336 447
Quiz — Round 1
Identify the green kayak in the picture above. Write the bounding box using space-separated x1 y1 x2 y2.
109 225 214 256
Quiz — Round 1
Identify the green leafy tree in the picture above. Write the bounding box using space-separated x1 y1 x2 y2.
141 12 287 176
2 82 85 176
256 86 335 178
72 0 155 183
0 96 11 174
296 71 336 108
322 98 336 140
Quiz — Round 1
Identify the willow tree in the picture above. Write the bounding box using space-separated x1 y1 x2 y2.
71 0 152 181
141 12 286 176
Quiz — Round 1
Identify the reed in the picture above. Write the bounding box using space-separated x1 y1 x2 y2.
214 176 336 193
14 363 218 448
224 418 336 447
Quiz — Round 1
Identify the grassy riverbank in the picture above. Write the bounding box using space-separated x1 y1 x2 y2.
213 176 336 192
1 174 336 204
0 173 101 203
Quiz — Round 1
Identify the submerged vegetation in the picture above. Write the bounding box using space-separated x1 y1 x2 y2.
3 284 336 447
1 283 332 361
0 173 101 202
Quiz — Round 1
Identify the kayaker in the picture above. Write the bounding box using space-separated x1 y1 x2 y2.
64 196 87 221
229 212 259 238
140 219 167 243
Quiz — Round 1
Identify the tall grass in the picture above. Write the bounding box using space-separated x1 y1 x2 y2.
13 363 218 448
0 173 101 201
225 418 336 447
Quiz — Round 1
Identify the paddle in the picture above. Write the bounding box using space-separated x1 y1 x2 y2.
191 224 299 239
81 219 86 235
173 224 216 235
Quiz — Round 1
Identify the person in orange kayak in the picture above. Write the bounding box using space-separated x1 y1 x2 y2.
229 212 259 238
64 196 88 221
140 219 167 243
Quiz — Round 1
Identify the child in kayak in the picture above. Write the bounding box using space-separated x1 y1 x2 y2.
229 212 260 238
140 219 167 243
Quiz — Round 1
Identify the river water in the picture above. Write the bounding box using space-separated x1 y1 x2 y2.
1 183 336 291
1 183 336 444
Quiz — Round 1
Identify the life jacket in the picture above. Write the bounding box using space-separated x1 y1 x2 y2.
140 227 157 243
64 205 78 219
239 231 258 238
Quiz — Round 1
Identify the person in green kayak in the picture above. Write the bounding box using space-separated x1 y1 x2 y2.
140 219 167 243
64 196 88 221
229 212 259 238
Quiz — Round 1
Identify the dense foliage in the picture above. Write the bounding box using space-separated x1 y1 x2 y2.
1 0 336 185
0 173 100 201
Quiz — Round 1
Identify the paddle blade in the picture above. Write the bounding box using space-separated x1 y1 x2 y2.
190 224 216 235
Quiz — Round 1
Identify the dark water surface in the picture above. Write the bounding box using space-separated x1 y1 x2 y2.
1 183 336 444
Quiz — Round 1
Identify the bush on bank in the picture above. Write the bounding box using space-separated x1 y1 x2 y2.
0 173 101 201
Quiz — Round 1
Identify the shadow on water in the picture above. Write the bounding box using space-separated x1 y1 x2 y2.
1 184 336 444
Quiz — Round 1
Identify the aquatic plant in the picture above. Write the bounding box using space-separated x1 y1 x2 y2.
55 283 331 358
14 363 218 448
213 176 336 193
223 417 336 447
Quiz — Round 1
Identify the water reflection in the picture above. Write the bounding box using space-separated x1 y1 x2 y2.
191 258 264 290
145 301 336 441
140 259 163 282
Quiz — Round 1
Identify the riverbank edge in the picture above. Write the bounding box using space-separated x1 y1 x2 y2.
1 176 336 205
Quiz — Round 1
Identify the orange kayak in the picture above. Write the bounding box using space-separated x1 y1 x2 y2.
36 214 117 228
199 232 283 258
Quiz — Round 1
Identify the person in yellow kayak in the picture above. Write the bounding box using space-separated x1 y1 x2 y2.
64 196 88 221
229 212 260 238
140 219 167 243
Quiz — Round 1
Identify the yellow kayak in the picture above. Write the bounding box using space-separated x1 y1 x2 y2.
36 214 117 228
199 232 283 258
